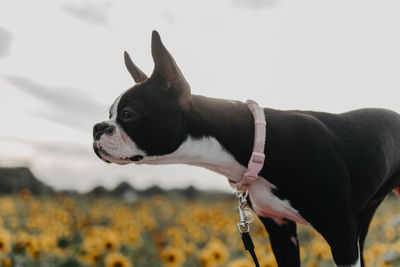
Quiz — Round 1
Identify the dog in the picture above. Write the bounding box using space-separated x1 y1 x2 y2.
93 31 400 267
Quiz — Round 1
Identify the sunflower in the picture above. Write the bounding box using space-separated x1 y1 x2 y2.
104 252 132 267
123 225 142 248
160 247 185 267
204 239 229 266
1 257 12 267
26 238 41 260
187 226 207 243
79 250 102 266
164 227 185 247
198 248 216 267
14 232 31 253
0 229 11 254
103 234 119 252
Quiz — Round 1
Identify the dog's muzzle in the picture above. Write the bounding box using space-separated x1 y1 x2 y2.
92 121 145 164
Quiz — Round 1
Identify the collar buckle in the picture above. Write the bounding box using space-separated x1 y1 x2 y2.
236 152 265 191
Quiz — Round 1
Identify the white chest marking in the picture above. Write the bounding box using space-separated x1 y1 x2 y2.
142 136 308 225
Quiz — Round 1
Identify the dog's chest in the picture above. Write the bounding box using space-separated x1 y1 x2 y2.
142 136 308 225
248 179 309 225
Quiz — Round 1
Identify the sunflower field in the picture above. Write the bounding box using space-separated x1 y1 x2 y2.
0 190 400 267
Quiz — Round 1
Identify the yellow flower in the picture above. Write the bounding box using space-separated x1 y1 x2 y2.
103 232 120 252
0 229 11 254
198 248 216 267
160 247 185 267
104 252 132 267
82 227 120 253
164 227 185 247
227 258 253 267
79 250 102 266
122 225 142 248
204 239 229 265
1 257 12 267
14 232 31 253
187 226 207 243
26 237 41 260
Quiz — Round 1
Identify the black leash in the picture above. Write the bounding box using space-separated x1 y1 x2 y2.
236 190 260 267
241 232 260 267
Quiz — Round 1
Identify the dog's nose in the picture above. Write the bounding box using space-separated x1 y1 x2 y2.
93 122 115 140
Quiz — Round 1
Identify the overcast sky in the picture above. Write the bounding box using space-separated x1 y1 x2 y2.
0 0 400 192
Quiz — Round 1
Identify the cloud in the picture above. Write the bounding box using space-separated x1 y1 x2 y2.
231 0 279 9
0 27 12 57
61 0 111 25
2 75 106 131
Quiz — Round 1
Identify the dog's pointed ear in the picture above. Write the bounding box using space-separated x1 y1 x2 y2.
124 51 148 83
151 30 191 109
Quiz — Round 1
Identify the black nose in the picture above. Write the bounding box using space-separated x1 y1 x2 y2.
93 122 115 140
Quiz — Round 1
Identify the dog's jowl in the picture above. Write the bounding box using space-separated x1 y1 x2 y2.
93 31 400 267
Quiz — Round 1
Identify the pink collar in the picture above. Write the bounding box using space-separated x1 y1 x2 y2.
235 100 266 191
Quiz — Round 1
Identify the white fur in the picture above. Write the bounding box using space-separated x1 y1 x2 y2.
348 255 361 267
110 92 123 120
337 240 360 267
141 136 309 225
94 118 146 164
337 255 360 267
139 136 245 181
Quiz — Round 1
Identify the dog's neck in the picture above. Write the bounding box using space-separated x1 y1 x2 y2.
140 95 256 183
187 95 255 164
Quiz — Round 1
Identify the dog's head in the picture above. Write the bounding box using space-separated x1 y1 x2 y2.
93 31 191 164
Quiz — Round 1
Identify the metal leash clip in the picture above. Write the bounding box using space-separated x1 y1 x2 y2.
236 189 251 233
234 189 260 267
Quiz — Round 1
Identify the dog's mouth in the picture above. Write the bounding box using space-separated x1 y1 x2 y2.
93 144 144 163
129 155 144 161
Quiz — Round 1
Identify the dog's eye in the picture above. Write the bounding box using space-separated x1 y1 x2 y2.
120 110 139 120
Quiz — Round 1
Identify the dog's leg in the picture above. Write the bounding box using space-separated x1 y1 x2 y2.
356 196 385 267
321 219 360 267
259 217 300 267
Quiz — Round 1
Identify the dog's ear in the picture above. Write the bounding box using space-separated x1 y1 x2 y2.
151 30 191 109
124 51 148 83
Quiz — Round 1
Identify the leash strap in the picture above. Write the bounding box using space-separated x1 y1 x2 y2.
236 100 266 191
241 232 260 267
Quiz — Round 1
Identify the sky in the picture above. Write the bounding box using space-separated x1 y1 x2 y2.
0 0 400 192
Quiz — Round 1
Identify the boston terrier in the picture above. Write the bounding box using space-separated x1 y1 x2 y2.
93 31 400 267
